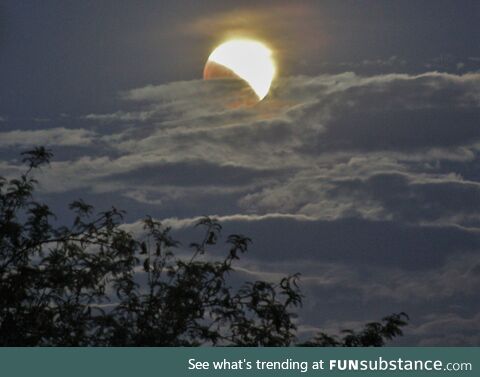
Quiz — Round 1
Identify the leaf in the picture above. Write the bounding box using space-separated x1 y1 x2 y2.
143 257 150 272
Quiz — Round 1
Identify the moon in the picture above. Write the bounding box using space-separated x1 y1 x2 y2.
203 39 276 102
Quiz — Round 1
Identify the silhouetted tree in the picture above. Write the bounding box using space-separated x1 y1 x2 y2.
0 148 408 346
298 312 409 347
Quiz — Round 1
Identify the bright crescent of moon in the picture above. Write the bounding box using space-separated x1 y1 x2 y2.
204 39 276 101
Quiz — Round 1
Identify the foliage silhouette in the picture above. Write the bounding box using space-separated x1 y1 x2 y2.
0 148 408 346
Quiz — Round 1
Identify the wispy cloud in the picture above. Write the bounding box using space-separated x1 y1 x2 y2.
0 127 97 147
3 71 477 229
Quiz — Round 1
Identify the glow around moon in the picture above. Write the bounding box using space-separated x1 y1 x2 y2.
203 39 276 101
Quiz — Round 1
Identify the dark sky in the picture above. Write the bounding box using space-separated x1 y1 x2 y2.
1 1 479 345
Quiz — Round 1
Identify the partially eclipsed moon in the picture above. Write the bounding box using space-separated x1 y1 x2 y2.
203 39 276 101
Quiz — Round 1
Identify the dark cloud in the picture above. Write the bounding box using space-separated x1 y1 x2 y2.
105 160 285 187
297 73 480 154
316 107 478 152
212 217 480 270
326 172 480 225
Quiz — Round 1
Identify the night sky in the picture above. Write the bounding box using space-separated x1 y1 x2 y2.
1 1 479 345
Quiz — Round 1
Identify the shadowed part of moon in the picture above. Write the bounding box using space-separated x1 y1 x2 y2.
203 60 259 106
203 60 240 80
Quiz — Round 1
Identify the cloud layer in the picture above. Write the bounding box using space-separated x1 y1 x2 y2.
1 71 479 345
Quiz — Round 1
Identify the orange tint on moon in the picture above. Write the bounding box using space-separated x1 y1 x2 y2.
203 61 259 107
203 60 238 80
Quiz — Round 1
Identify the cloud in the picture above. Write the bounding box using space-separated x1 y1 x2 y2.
102 72 480 155
2 70 479 345
121 214 479 273
0 127 97 147
425 55 480 73
6 71 475 230
105 160 285 187
296 312 480 346
84 111 154 123
148 212 318 230
412 312 480 346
